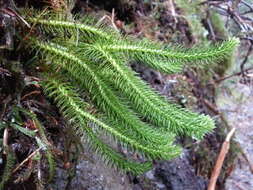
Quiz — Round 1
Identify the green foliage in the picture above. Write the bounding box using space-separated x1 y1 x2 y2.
10 107 56 182
23 10 238 175
0 147 15 190
0 122 14 190
10 123 37 137
209 10 234 76
175 0 207 42
33 119 56 182
42 77 153 174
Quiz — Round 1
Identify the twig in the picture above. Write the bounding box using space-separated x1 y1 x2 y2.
206 18 216 40
241 149 253 174
0 67 11 76
202 98 220 115
97 8 120 32
209 1 253 32
207 128 236 190
1 7 30 28
165 0 178 23
241 0 253 12
240 37 253 42
240 43 253 76
233 181 247 190
21 90 41 100
22 7 48 42
215 66 253 83
37 158 44 190
111 8 119 32
3 127 9 155
12 148 41 173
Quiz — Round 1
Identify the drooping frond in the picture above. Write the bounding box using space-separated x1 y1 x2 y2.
68 75 174 149
41 76 179 174
26 12 239 75
27 13 238 76
100 37 239 74
29 39 176 150
22 9 239 175
25 10 119 43
42 76 181 159
84 126 152 175
80 43 215 139
102 70 215 140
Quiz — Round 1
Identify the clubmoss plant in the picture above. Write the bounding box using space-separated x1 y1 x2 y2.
23 10 238 175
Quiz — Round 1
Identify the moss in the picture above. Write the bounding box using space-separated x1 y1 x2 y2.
209 10 235 76
175 0 208 43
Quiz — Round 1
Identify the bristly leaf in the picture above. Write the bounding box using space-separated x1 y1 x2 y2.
41 76 165 174
100 37 239 73
30 40 177 151
42 76 181 160
80 43 215 139
22 10 239 175
25 9 120 43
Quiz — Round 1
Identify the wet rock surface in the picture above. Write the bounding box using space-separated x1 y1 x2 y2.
67 149 207 190
216 79 253 190
154 153 207 190
69 150 133 190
